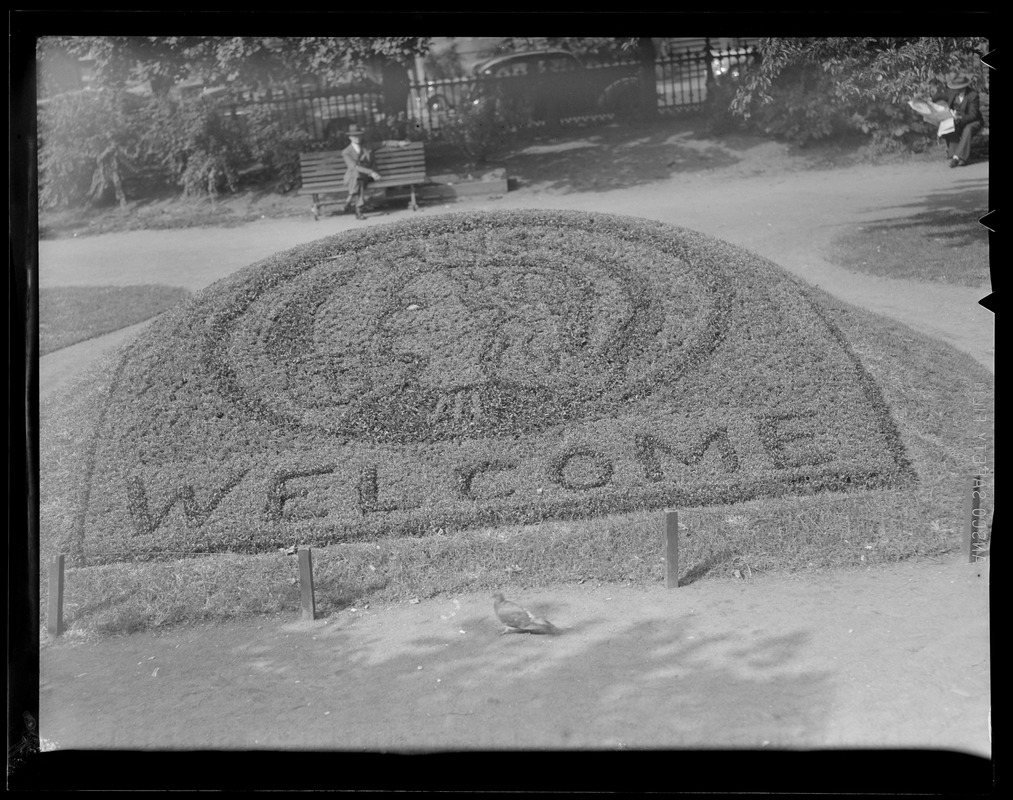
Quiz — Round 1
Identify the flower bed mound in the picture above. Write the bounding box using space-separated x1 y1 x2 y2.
49 209 927 566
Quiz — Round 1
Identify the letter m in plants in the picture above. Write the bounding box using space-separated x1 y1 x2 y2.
634 427 740 482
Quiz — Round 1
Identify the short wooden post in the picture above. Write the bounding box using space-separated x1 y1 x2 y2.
48 554 65 638
964 476 983 562
665 510 679 589
298 548 316 620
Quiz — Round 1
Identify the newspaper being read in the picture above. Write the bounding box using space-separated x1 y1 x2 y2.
908 98 955 137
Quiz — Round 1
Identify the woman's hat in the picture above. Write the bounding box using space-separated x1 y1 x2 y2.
947 73 972 89
347 124 365 137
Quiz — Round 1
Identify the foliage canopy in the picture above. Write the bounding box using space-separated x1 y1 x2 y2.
39 36 434 94
37 36 434 206
728 37 989 147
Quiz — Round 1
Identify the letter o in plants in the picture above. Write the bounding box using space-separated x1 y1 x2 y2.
550 448 615 491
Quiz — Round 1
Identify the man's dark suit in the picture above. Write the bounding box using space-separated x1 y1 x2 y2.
932 86 984 164
342 143 377 214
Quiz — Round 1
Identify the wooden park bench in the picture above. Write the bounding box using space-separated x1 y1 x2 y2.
970 92 990 162
299 141 427 220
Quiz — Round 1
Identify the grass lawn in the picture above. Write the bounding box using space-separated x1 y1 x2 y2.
40 285 192 355
39 210 993 637
825 204 989 286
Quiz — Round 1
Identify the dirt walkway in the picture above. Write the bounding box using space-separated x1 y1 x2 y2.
41 557 989 754
36 124 992 763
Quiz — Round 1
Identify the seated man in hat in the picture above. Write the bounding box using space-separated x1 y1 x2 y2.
342 125 382 219
932 73 984 168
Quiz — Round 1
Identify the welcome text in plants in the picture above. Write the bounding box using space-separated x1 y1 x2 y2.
124 406 884 529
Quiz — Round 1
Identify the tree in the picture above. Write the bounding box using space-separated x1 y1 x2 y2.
37 88 144 207
636 38 658 119
728 37 989 147
39 36 433 95
379 53 413 123
36 37 437 204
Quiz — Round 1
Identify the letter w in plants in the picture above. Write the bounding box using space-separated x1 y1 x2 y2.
126 470 249 536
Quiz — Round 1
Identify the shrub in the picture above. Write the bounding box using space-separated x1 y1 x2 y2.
369 112 426 144
438 97 516 165
239 104 317 192
143 94 251 198
731 72 931 153
848 99 937 153
704 73 748 136
38 89 145 209
745 66 852 146
731 38 989 152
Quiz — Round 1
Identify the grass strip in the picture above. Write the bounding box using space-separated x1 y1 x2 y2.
40 285 191 355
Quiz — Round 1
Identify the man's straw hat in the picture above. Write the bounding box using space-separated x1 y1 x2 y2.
947 73 972 90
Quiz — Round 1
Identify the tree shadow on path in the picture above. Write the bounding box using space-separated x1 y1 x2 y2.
293 608 833 751
493 119 772 195
853 176 989 247
40 604 832 752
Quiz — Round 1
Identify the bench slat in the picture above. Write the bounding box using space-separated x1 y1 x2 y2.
375 152 426 163
301 165 425 178
298 173 428 191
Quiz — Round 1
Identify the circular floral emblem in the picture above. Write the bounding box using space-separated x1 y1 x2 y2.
218 216 731 442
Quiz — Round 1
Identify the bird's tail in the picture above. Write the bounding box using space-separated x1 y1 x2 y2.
526 618 563 635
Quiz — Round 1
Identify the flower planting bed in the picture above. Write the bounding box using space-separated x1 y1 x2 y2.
41 210 929 567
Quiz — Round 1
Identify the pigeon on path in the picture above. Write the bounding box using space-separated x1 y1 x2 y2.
492 592 561 635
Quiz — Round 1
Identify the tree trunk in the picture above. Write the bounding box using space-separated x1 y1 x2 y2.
704 37 717 110
542 72 561 134
381 57 411 134
637 38 657 119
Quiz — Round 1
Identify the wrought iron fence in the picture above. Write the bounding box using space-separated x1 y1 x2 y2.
228 84 386 142
409 74 476 135
655 50 710 114
220 45 758 143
